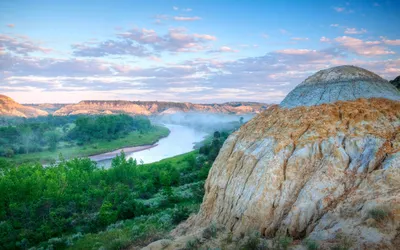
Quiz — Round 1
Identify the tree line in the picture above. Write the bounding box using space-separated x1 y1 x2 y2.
0 114 152 157
0 129 229 249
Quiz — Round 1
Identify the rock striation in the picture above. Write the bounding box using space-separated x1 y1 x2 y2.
53 101 268 116
0 94 48 117
280 65 400 108
146 66 400 249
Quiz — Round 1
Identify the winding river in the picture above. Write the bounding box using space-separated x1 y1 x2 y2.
93 124 207 168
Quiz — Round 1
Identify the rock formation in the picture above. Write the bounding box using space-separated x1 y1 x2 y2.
280 65 399 108
25 103 68 114
390 76 400 90
144 66 400 249
53 101 268 116
0 94 48 117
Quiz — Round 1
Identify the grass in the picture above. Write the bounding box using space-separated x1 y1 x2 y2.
5 125 169 164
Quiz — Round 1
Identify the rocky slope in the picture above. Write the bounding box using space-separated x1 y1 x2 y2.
390 76 400 90
281 65 399 108
144 66 400 249
0 94 48 117
53 101 268 116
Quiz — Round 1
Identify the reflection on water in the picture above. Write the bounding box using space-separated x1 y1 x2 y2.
96 124 207 168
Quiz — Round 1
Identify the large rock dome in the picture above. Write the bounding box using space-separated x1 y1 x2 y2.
144 66 400 250
280 65 400 108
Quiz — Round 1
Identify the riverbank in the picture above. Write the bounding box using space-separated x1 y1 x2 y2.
89 144 157 161
95 124 208 167
5 125 170 164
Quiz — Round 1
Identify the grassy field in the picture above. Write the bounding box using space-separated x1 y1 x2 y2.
6 125 170 164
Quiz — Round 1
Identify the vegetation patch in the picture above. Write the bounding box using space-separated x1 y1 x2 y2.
0 127 231 249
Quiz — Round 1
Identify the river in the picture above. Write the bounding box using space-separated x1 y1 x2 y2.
94 124 208 168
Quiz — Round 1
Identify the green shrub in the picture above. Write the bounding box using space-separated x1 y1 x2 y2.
273 236 293 250
185 237 200 250
304 239 319 250
202 223 218 239
330 232 353 250
171 205 191 225
368 207 390 222
241 232 261 250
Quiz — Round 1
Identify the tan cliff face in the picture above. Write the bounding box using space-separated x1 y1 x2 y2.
144 66 400 249
0 95 48 117
173 99 399 248
53 100 268 116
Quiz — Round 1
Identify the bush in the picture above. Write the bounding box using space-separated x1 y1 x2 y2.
171 205 191 225
304 239 319 250
368 207 390 222
185 237 200 250
272 236 293 250
241 231 269 250
202 223 217 239
331 232 353 250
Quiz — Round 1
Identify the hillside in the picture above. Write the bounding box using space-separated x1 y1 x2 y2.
25 103 68 114
53 101 269 116
0 94 48 117
144 66 400 249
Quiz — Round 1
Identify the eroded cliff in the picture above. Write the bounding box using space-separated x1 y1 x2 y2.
0 94 48 117
143 66 400 250
53 101 268 116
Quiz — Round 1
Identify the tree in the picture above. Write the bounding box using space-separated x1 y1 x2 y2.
44 131 61 151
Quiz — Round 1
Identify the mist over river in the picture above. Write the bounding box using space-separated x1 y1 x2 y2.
94 124 208 168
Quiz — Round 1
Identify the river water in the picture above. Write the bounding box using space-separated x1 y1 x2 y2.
95 124 207 168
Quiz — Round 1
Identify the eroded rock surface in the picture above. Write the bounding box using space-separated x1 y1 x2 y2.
280 65 400 108
172 99 400 249
53 101 268 116
0 94 48 117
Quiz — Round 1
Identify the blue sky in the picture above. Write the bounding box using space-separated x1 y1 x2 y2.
1 0 399 103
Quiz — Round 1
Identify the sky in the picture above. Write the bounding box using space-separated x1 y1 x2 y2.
0 0 399 104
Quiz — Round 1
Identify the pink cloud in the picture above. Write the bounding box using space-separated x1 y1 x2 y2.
381 37 400 46
335 36 395 56
276 49 316 55
6 24 15 28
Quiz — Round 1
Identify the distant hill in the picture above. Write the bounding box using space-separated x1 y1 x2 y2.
0 95 48 117
53 100 269 116
25 103 69 114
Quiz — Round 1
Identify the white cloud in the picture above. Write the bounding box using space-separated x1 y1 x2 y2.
173 16 201 21
330 24 339 27
208 46 238 53
320 36 331 43
344 28 367 34
333 7 345 12
291 37 309 41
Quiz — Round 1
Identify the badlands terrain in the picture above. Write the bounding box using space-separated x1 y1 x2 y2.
144 65 400 250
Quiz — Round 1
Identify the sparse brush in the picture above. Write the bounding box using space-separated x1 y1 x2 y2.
240 231 269 250
202 223 218 239
185 237 200 250
303 239 319 250
368 207 390 222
